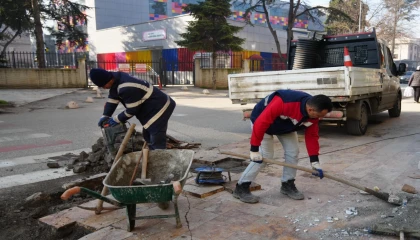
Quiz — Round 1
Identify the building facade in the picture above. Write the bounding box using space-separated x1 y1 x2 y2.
394 38 420 61
85 0 324 63
394 37 420 71
0 29 32 53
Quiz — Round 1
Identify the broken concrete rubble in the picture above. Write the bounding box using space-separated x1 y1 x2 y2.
369 198 420 238
46 160 60 168
68 131 201 174
24 192 51 207
73 165 86 173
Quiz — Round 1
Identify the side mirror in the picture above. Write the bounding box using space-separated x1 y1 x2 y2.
398 63 406 75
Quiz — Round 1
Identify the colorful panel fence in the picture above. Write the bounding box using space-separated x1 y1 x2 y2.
177 48 195 71
162 49 178 71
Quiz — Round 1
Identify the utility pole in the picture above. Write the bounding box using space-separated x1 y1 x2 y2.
358 0 362 32
391 0 400 57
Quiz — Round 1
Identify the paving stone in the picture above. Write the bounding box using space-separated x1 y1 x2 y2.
163 207 219 230
193 196 243 214
189 219 241 239
175 193 207 209
137 223 189 240
78 226 133 240
241 216 297 239
39 207 93 229
78 208 127 231
237 202 280 217
211 208 261 227
224 230 271 240
113 218 187 239
183 183 224 198
171 235 202 240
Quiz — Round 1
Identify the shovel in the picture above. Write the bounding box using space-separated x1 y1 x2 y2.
220 151 397 205
78 123 136 214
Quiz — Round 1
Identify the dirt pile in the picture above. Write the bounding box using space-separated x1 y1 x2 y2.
70 132 200 174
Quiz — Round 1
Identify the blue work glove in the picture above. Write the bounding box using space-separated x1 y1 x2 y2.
98 116 109 127
108 118 119 127
311 162 324 179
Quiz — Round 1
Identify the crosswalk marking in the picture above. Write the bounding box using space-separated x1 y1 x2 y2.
0 168 75 189
0 139 72 153
0 133 51 142
0 128 31 134
0 148 91 168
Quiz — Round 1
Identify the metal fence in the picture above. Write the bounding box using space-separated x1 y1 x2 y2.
249 58 286 72
0 51 88 69
87 59 195 86
195 52 243 69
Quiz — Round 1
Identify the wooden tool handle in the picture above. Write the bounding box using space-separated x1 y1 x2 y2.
141 147 149 179
220 151 389 202
96 123 136 214
114 124 137 164
129 141 147 185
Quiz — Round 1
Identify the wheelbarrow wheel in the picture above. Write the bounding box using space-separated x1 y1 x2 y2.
158 201 170 210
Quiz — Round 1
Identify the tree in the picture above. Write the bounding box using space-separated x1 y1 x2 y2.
368 0 419 54
326 0 369 35
0 0 32 58
0 0 88 68
236 0 351 63
384 0 419 55
176 0 245 90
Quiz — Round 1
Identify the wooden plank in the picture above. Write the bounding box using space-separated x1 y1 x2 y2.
78 226 133 240
183 184 225 198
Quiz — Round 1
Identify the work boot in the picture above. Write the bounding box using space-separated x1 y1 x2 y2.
233 182 259 203
280 179 304 200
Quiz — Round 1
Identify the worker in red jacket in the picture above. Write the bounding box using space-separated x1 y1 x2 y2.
233 90 333 203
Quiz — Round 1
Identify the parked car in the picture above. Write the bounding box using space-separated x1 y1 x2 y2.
400 71 413 84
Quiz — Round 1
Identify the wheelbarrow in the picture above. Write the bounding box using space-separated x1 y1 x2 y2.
61 149 194 232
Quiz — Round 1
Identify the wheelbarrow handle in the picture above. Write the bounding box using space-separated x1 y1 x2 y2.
173 181 182 195
61 187 124 207
61 186 81 200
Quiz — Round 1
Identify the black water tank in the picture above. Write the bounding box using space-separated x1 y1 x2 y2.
292 39 320 70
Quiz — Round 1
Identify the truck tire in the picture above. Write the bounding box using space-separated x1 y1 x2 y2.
388 94 401 118
346 102 369 135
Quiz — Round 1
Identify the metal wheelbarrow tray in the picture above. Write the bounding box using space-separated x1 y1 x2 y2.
62 149 194 232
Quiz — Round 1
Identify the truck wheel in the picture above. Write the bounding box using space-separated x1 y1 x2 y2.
388 94 401 118
346 102 369 135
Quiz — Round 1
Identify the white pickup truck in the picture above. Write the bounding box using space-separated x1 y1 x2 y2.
228 30 407 135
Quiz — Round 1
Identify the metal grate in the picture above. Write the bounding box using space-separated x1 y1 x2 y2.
322 48 344 66
353 45 368 64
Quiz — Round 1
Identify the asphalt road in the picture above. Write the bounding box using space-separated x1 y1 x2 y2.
1 86 419 180
0 87 252 177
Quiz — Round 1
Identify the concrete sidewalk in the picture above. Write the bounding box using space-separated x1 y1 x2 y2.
0 85 228 107
39 109 420 239
0 89 83 107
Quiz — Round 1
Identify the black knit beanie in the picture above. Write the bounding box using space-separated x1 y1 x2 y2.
89 68 113 87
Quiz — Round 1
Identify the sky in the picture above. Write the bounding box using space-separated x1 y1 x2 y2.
309 0 420 38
